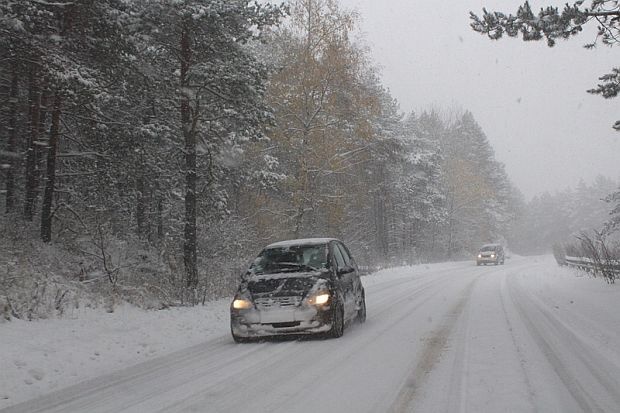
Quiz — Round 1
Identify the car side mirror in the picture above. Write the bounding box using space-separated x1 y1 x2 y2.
337 266 354 276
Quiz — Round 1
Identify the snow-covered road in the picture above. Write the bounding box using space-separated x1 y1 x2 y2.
2 256 620 412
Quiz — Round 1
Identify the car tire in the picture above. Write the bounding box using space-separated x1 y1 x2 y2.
328 302 344 338
357 292 367 324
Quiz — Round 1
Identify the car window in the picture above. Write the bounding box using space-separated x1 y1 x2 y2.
336 243 351 267
250 244 328 275
332 243 346 269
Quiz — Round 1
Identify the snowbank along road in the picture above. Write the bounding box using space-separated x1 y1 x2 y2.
2 256 620 412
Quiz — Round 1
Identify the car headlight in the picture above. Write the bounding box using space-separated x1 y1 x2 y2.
491 254 495 258
307 291 330 306
232 298 253 310
478 254 482 258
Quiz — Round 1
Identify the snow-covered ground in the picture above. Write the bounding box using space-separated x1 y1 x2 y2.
2 256 620 412
0 300 231 408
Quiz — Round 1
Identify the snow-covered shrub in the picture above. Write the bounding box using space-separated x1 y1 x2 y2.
66 221 181 310
0 217 93 320
192 215 259 304
0 213 176 319
561 231 620 284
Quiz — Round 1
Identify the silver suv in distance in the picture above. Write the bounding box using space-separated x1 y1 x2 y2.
230 238 366 342
476 243 505 266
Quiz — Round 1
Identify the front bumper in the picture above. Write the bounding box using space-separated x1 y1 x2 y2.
231 304 333 338
477 256 498 264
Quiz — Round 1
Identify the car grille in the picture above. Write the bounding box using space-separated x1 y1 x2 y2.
269 321 301 328
254 296 302 309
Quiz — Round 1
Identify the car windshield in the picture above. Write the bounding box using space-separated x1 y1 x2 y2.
250 244 329 275
480 245 498 252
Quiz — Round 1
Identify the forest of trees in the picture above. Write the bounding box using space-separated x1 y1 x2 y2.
509 176 619 255
1 0 520 316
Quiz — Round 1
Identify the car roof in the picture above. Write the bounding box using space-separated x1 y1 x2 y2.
481 243 502 248
265 238 338 249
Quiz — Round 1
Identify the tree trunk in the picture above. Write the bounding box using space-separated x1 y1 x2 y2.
38 89 49 204
447 199 455 260
157 192 164 241
180 26 198 289
24 68 41 221
136 173 146 239
40 93 62 242
374 165 389 264
5 67 18 213
293 129 310 238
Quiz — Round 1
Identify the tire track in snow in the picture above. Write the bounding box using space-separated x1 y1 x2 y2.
364 264 467 301
498 275 539 413
388 260 551 413
443 286 473 413
388 273 482 413
368 270 457 320
150 340 304 413
168 266 469 413
507 274 620 413
174 270 461 413
0 336 271 413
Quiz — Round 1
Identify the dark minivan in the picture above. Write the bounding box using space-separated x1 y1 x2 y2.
230 238 366 342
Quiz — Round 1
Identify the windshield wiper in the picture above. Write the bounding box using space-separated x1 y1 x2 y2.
276 262 320 272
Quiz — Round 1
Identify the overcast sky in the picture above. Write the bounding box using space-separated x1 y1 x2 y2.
339 0 620 199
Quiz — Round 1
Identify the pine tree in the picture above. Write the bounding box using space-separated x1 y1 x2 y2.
136 0 284 291
471 2 620 130
440 111 517 258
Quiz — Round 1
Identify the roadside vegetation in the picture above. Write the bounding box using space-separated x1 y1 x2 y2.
0 0 579 319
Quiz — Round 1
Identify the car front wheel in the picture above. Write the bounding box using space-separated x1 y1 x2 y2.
357 292 367 323
328 302 344 338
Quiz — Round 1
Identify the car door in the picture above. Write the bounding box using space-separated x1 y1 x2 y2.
339 243 363 299
333 242 356 321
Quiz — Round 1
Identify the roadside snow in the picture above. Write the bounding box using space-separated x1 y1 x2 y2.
0 300 230 408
